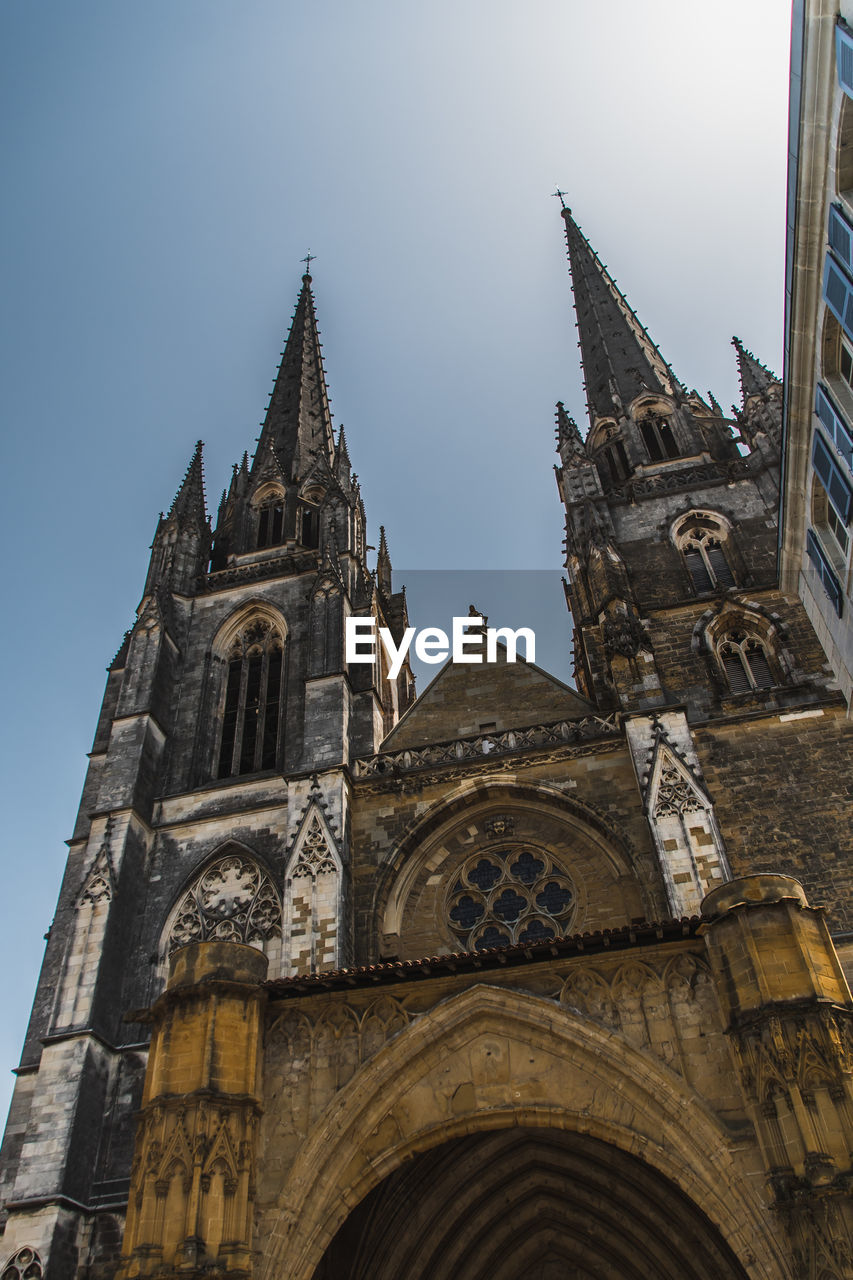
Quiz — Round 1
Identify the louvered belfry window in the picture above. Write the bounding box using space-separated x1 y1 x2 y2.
719 631 774 695
640 414 680 463
681 525 735 593
684 547 713 593
217 618 284 778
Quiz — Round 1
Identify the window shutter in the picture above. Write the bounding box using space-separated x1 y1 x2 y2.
823 257 853 343
815 384 853 475
722 653 750 695
806 528 845 617
684 548 713 593
829 204 853 275
837 22 853 97
746 648 773 690
707 544 735 587
813 431 853 524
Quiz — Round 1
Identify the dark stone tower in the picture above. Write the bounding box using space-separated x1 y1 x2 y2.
555 201 846 926
0 273 413 1276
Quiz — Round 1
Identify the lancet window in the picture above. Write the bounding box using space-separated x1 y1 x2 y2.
717 631 774 694
596 439 631 487
301 506 320 548
216 617 285 778
674 515 736 594
639 414 679 462
256 495 285 549
446 845 575 952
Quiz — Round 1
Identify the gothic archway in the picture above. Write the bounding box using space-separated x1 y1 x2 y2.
312 1127 751 1280
257 984 787 1280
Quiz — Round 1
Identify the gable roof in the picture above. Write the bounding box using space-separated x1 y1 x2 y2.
383 644 595 751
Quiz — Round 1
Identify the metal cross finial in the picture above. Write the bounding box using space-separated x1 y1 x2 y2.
552 188 568 209
301 252 315 274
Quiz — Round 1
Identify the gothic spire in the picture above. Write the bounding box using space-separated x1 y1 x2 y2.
376 524 392 597
555 400 586 455
255 272 336 482
560 206 680 424
732 336 779 401
168 439 207 528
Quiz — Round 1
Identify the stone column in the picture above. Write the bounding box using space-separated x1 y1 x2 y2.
702 875 853 1279
116 941 267 1279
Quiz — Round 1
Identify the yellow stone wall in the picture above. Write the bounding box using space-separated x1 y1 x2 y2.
116 942 267 1280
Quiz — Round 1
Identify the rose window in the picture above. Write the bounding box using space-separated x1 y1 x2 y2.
446 847 575 951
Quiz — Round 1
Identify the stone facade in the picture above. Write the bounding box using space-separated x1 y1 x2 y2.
2 218 853 1279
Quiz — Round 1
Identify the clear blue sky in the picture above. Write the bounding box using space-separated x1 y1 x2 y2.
0 0 791 1118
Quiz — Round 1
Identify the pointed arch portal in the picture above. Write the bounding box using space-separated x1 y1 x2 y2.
257 985 786 1280
312 1127 750 1280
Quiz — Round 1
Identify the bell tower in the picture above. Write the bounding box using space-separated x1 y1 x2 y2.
554 202 834 925
0 271 413 1276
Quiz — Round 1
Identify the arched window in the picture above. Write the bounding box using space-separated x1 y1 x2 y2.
639 414 679 462
717 631 774 694
674 515 736 594
1 1248 43 1280
595 439 631 487
301 506 319 549
445 845 576 951
164 849 282 955
216 617 285 778
256 494 285 549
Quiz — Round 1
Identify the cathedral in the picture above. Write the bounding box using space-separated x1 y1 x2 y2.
1 205 853 1280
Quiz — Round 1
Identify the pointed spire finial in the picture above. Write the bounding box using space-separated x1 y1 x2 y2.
555 401 585 455
168 439 207 527
301 251 315 280
552 188 569 210
377 525 392 596
255 273 335 480
732 336 779 402
560 208 682 424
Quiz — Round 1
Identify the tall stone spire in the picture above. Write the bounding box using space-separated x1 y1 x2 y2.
168 439 207 529
560 205 680 424
255 272 336 481
732 336 779 402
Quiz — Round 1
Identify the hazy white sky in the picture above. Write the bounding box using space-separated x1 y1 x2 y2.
0 0 791 1116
